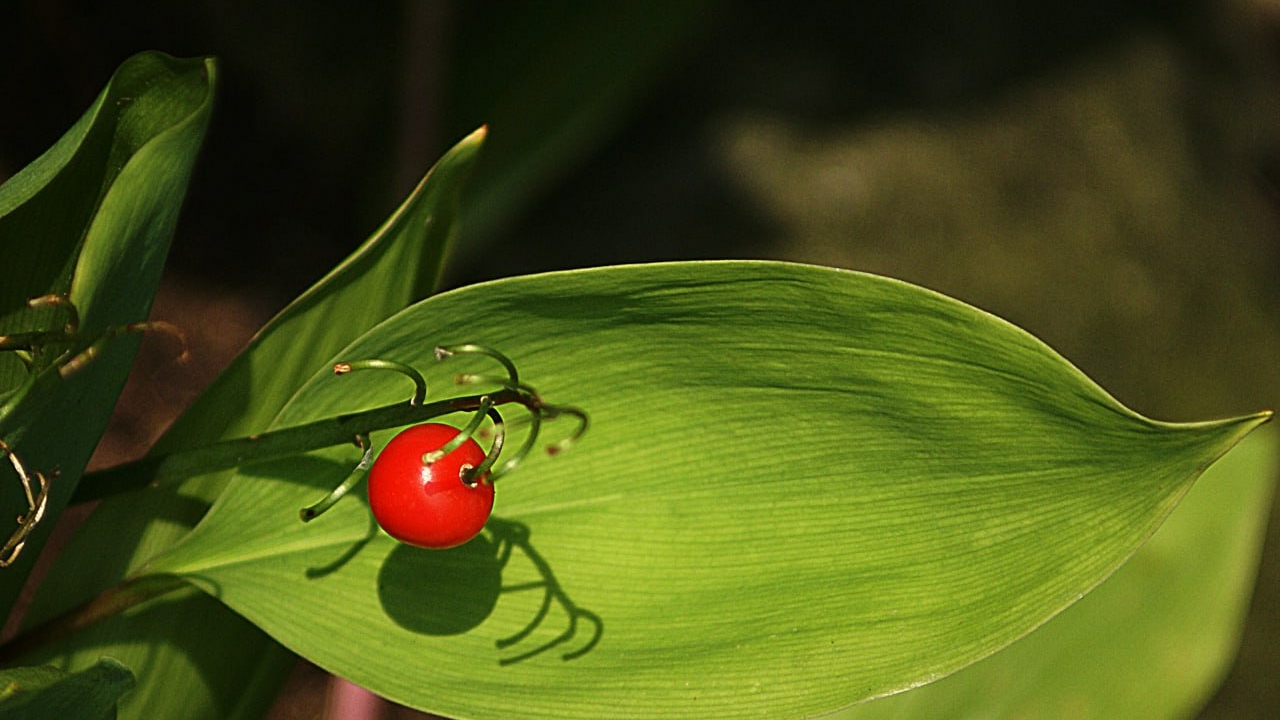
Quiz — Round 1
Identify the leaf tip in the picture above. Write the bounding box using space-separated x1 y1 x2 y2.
1238 409 1274 435
463 125 488 146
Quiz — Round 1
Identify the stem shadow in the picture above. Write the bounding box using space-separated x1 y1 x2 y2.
304 511 379 579
487 517 603 665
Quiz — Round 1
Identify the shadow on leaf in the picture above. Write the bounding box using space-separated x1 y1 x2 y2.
374 516 602 662
488 517 603 665
305 512 380 579
377 535 503 636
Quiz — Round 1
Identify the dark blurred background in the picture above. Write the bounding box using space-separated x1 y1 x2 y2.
2 1 1277 718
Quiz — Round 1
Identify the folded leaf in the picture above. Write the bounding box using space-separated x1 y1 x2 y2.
0 51 214 610
0 658 135 720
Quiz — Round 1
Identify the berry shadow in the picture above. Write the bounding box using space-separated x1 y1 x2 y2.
376 516 602 663
376 533 502 636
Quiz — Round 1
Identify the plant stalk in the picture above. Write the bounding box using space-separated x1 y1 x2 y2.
0 573 189 665
72 387 528 504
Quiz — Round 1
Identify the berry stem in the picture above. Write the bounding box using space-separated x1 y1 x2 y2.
492 408 539 480
467 406 507 483
334 359 427 405
298 434 373 521
424 395 493 463
436 344 519 387
541 405 590 455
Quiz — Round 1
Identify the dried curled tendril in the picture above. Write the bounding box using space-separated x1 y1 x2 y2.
0 440 52 568
0 293 188 377
0 294 187 567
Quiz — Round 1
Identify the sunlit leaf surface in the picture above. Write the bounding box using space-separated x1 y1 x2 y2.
830 426 1278 719
145 261 1267 719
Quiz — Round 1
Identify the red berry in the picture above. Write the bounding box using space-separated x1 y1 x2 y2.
367 423 494 549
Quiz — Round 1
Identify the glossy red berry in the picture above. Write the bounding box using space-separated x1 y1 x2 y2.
367 423 494 549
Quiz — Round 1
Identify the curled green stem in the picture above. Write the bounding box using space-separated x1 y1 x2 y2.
542 405 590 456
466 406 507 483
299 434 373 521
436 344 519 388
334 359 427 405
492 409 539 481
425 395 493 463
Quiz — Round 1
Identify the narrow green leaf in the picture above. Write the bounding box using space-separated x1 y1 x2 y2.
144 261 1268 719
830 426 1279 719
0 51 214 611
150 124 488 455
0 658 135 720
23 128 486 720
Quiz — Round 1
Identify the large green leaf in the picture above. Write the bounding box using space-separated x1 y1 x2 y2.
20 128 486 719
139 260 1266 719
0 51 214 610
831 425 1278 719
